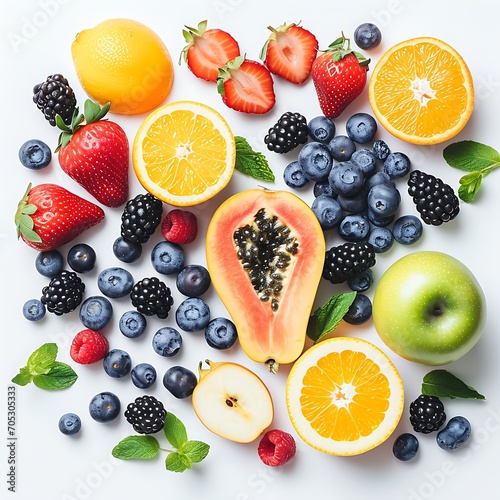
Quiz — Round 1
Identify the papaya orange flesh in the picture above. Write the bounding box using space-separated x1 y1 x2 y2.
206 189 325 367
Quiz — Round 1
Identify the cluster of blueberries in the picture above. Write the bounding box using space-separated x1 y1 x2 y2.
284 112 423 252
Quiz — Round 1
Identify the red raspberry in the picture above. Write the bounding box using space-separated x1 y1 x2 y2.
70 329 109 364
257 429 296 466
161 209 198 244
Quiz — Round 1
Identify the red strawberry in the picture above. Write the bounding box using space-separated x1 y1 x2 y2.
56 100 129 207
15 183 105 252
161 209 198 244
258 429 296 467
260 22 318 84
217 55 276 114
70 329 109 364
180 20 240 82
311 34 370 118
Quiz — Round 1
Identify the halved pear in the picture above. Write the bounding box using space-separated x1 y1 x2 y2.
192 360 274 443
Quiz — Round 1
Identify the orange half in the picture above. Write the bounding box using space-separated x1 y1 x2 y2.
368 37 474 145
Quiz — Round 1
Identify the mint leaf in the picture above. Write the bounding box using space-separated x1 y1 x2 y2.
11 367 33 386
164 412 188 449
27 343 58 375
32 361 77 390
307 292 357 343
422 369 485 400
112 435 160 460
180 440 210 463
458 171 483 203
165 452 192 473
235 136 275 182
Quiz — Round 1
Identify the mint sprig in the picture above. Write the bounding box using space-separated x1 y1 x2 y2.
12 343 77 390
112 412 210 473
307 291 357 343
421 369 485 400
443 140 500 202
235 136 275 182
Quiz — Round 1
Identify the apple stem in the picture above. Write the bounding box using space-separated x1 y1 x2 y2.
266 359 279 373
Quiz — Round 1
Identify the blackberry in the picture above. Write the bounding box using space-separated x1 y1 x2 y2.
124 395 166 434
323 242 376 284
409 395 446 434
407 170 460 226
40 270 85 315
121 193 163 244
33 74 77 127
264 112 308 154
130 277 173 319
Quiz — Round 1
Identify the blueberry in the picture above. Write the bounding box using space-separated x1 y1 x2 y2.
384 152 411 179
103 349 132 378
283 161 309 189
175 297 211 332
35 250 64 277
58 413 81 435
393 433 419 461
368 226 394 253
151 241 185 275
68 243 96 273
163 365 198 399
372 139 391 160
367 184 401 217
337 189 368 213
176 265 211 297
367 209 395 228
351 149 377 176
313 179 335 198
328 161 364 197
23 299 46 321
347 269 374 292
119 310 147 338
152 327 182 357
436 416 471 450
338 213 371 242
131 363 157 389
18 139 52 169
392 215 423 245
205 317 238 350
328 135 356 161
98 267 134 298
354 23 382 50
112 236 142 263
79 296 113 330
89 392 121 423
346 113 377 144
307 115 336 143
364 171 395 192
297 142 333 181
311 195 343 230
343 293 372 325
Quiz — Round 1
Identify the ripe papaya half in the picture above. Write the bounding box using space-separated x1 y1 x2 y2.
206 189 325 370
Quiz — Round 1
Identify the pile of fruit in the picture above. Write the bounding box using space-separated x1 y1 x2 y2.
13 14 487 475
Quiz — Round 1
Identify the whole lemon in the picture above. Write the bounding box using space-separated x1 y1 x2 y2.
71 18 174 115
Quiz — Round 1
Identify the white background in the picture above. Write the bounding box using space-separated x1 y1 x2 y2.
1 1 499 499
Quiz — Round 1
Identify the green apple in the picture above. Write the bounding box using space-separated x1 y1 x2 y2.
372 251 486 365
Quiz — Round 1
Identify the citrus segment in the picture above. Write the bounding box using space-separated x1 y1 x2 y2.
286 337 404 455
133 101 236 206
368 37 474 145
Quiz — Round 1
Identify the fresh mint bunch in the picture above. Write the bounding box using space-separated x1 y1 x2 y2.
11 343 77 390
112 412 210 473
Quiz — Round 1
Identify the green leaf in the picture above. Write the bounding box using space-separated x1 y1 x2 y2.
11 367 33 386
180 440 210 463
165 452 192 473
458 171 483 203
112 435 160 460
307 292 357 343
421 369 485 400
164 412 188 449
443 140 500 172
27 343 58 375
234 136 275 182
32 361 78 390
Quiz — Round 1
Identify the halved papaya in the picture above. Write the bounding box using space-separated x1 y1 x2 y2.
206 189 325 370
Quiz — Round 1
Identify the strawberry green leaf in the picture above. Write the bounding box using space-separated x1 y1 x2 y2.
112 435 160 460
